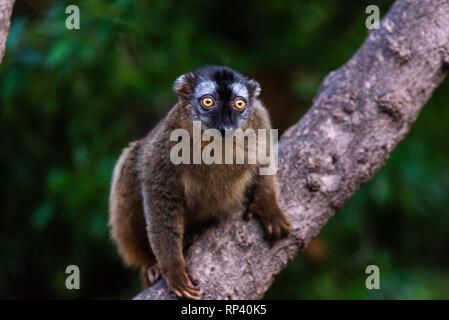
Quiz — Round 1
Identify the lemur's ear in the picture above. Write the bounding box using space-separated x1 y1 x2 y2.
247 79 261 98
173 72 196 99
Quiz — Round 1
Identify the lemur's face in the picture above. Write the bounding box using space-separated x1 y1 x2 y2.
174 66 261 134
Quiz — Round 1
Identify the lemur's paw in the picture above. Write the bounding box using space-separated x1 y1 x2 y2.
146 263 161 285
259 210 291 242
164 267 201 300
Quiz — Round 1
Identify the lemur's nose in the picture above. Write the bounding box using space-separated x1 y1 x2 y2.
219 124 234 135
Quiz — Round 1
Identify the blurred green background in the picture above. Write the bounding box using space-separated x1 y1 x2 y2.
1 0 448 299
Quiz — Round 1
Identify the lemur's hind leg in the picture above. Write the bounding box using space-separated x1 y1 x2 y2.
109 141 157 288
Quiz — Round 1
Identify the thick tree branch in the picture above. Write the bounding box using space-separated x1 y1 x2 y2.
0 0 15 64
136 0 449 300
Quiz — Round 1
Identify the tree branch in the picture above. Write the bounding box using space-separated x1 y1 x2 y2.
0 0 15 64
135 0 449 300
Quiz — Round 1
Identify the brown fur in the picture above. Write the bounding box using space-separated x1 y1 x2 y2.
109 82 290 300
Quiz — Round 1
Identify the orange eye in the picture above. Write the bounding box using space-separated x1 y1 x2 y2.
201 96 215 108
234 98 246 110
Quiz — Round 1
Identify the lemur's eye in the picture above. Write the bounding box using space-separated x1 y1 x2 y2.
234 98 246 110
201 96 215 108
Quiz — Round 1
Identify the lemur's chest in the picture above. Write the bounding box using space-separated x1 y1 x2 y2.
182 165 255 223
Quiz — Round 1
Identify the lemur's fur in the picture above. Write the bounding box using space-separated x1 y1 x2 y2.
109 66 291 299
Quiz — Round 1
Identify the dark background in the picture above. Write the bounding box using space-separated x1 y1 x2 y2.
1 0 448 299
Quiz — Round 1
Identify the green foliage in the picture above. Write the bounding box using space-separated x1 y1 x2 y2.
1 0 448 299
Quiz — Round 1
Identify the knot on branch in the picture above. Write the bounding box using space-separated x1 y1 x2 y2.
306 173 321 192
376 91 406 121
386 35 412 63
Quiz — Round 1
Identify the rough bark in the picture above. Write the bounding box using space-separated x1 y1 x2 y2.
0 0 15 64
136 0 449 300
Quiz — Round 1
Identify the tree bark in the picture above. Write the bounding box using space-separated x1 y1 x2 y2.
135 0 449 300
0 0 15 64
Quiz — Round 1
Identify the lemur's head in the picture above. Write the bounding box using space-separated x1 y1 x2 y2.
173 66 261 134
